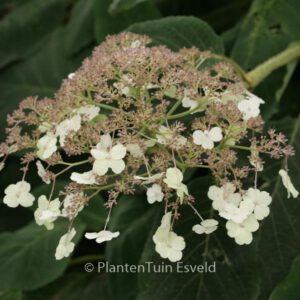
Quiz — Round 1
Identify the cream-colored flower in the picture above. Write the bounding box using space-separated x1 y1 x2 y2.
34 195 60 230
3 181 35 208
279 169 299 198
91 134 127 176
85 230 120 244
55 228 76 260
163 168 188 202
37 133 57 160
193 127 223 149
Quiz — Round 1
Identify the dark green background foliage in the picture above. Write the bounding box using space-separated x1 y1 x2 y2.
0 0 299 299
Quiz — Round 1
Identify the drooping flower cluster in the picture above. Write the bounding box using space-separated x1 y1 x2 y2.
0 32 298 262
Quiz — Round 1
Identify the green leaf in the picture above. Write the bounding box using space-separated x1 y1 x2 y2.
0 219 85 290
25 272 112 300
0 27 91 140
106 193 159 300
109 0 148 14
0 289 22 300
64 0 95 56
230 0 300 117
127 16 224 53
269 254 300 300
80 194 107 231
0 0 71 69
94 0 160 43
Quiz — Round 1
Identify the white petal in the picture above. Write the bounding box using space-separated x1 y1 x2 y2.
208 127 223 142
279 169 299 199
110 144 127 159
109 159 125 174
93 159 109 176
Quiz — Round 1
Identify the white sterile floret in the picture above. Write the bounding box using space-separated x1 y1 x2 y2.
182 90 198 111
3 181 35 208
192 219 218 235
70 171 97 184
68 73 75 79
147 184 164 204
34 195 60 230
37 133 57 160
56 115 81 146
85 230 120 244
36 160 51 184
134 173 164 184
279 169 299 199
207 183 241 211
219 199 254 223
75 105 100 121
193 127 223 149
153 212 185 262
226 214 259 245
126 143 143 158
237 91 265 121
55 228 76 260
163 168 188 203
156 126 187 148
62 193 84 218
243 188 272 220
91 134 127 176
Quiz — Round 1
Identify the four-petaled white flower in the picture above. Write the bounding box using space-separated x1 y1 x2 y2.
75 105 100 122
70 171 97 185
163 168 188 203
134 173 164 184
55 228 76 260
226 214 259 245
237 92 265 121
192 219 218 235
279 169 299 199
91 134 127 175
147 184 164 204
243 188 272 220
219 200 254 224
208 183 241 212
34 195 60 230
85 230 120 244
36 160 51 184
37 133 57 160
3 181 35 208
153 212 185 262
56 115 81 146
182 90 198 111
193 127 223 149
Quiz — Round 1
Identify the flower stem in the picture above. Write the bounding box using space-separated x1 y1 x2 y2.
245 42 300 88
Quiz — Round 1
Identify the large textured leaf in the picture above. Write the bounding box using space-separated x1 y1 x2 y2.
106 194 159 300
109 0 148 14
0 289 22 300
230 0 300 118
127 16 224 53
0 219 85 290
0 0 71 69
25 272 112 300
94 0 160 43
269 254 300 300
0 27 90 140
64 0 95 56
